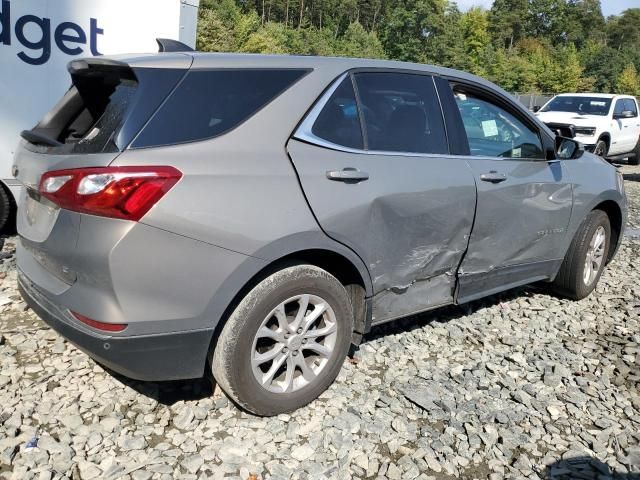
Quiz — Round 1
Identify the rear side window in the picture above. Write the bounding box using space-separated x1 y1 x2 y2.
311 77 364 150
354 72 448 154
133 69 308 148
624 99 638 117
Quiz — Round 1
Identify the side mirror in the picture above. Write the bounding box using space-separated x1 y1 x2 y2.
532 106 541 113
555 136 584 160
613 110 635 119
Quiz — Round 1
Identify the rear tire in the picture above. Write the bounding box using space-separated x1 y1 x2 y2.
552 210 610 300
630 137 640 165
211 264 353 416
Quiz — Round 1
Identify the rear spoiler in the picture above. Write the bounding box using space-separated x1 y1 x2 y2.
68 58 132 76
66 38 193 75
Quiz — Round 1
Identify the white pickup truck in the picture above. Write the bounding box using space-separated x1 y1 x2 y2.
536 93 640 165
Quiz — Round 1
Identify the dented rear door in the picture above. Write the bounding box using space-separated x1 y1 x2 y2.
288 72 477 324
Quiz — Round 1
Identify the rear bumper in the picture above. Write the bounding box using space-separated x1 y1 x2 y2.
19 271 213 381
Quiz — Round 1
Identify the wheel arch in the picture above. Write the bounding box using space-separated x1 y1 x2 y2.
204 233 374 369
599 132 611 145
592 199 623 263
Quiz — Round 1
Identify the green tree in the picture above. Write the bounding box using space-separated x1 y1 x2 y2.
241 22 295 53
338 22 386 58
617 63 640 96
434 5 471 71
196 0 640 98
380 0 447 63
197 0 259 51
461 7 490 72
551 43 585 92
564 0 605 48
527 0 568 44
583 45 629 92
488 0 527 49
298 27 337 55
608 8 640 52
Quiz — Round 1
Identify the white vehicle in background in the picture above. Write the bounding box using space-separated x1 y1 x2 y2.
536 93 640 165
0 0 199 232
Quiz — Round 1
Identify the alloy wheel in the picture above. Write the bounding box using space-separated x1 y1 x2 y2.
583 225 606 286
251 294 338 393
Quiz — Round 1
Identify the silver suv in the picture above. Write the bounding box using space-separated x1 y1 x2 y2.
15 53 627 415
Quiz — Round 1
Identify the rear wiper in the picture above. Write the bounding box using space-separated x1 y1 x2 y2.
20 130 63 147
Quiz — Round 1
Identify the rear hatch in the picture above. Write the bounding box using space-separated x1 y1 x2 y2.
14 55 191 286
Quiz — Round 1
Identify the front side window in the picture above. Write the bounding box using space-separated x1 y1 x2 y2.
613 99 626 117
453 89 544 159
354 72 448 154
311 77 363 150
624 99 638 117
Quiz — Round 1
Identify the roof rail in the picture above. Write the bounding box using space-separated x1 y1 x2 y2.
156 38 194 53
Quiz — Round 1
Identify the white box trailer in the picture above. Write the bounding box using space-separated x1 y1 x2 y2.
0 0 199 231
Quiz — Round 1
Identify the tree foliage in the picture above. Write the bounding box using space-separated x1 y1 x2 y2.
617 64 640 96
197 1 640 94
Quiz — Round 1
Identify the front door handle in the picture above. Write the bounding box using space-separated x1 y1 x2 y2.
480 171 507 183
326 168 369 183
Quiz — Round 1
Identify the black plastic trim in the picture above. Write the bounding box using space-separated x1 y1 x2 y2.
19 273 212 381
434 76 471 156
456 259 562 304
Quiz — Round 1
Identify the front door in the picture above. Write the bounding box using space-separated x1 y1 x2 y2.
440 83 573 303
288 71 477 323
611 98 640 155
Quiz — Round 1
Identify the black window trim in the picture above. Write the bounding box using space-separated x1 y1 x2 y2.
293 67 455 158
444 78 552 162
434 76 470 156
349 72 369 150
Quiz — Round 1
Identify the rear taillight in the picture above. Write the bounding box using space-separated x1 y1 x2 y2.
71 311 128 332
39 166 181 221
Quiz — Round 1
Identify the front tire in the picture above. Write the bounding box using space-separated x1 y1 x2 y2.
552 210 611 300
211 264 353 416
594 139 608 158
0 186 11 233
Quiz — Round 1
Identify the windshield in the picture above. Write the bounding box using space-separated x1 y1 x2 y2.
540 96 612 116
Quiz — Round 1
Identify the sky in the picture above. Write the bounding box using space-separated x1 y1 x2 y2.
454 0 640 17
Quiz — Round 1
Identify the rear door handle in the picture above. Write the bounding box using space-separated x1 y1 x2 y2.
326 168 369 183
480 171 507 183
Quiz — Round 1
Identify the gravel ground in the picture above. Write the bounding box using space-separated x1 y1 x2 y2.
0 164 639 480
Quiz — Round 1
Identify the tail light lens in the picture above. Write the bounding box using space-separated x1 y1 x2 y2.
71 311 128 332
39 166 182 221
